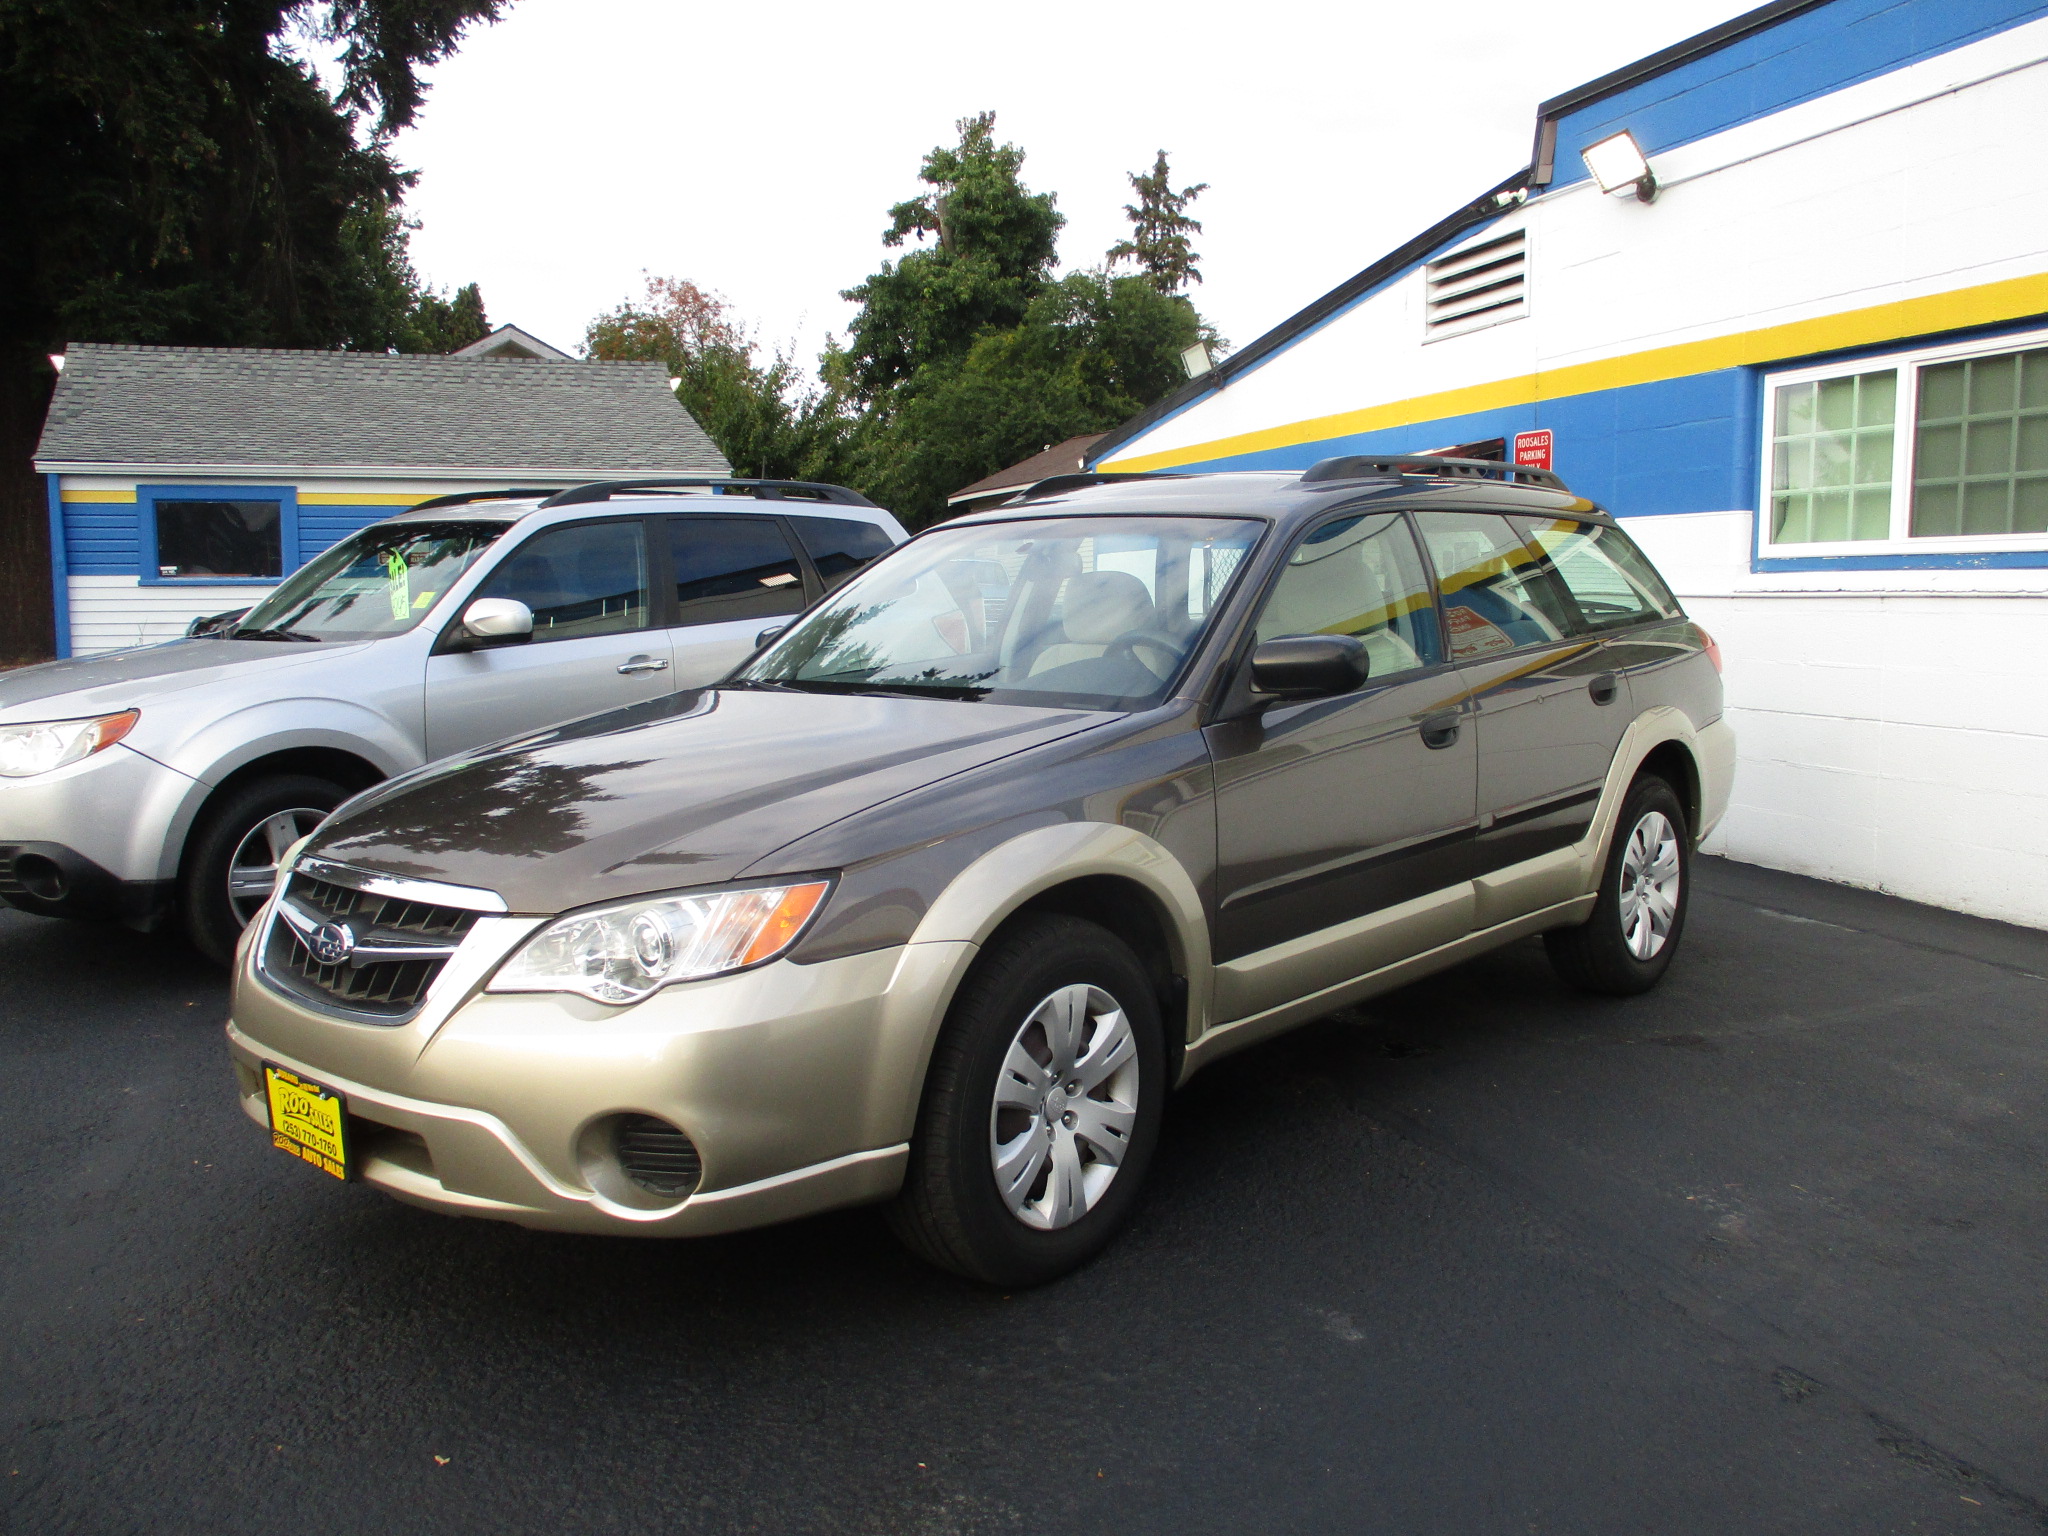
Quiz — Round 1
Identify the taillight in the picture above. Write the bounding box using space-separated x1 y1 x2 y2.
1695 626 1723 674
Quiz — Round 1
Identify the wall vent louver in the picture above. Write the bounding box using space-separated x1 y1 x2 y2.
1423 228 1527 339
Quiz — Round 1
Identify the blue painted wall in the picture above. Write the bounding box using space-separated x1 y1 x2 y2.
1550 0 2048 190
63 493 417 577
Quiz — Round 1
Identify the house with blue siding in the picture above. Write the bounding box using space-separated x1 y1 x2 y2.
34 342 728 657
1091 0 2048 928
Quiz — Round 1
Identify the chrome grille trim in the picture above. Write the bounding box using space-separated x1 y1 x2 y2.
293 857 509 914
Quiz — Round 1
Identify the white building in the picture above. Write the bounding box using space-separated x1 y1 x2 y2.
1092 0 2048 928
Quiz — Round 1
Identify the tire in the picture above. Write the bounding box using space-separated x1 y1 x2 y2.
888 914 1166 1286
1544 774 1691 996
180 774 346 966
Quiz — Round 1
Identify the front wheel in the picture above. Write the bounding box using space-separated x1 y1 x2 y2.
888 914 1166 1286
180 774 346 965
1544 775 1690 996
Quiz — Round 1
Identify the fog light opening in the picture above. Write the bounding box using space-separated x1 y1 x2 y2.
612 1114 703 1200
14 854 66 902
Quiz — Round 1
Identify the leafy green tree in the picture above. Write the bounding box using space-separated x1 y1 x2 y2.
1107 151 1208 294
840 113 1063 405
585 277 854 483
0 0 506 660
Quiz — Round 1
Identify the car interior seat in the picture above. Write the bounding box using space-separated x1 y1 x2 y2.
1027 569 1159 677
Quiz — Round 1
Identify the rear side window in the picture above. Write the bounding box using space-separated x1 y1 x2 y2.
473 520 650 641
1507 516 1680 631
668 516 807 625
1414 512 1577 659
787 515 895 589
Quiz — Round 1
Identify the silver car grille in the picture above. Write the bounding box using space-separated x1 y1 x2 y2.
259 861 501 1023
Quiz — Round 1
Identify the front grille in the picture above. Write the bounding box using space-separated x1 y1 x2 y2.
260 868 483 1023
613 1115 703 1198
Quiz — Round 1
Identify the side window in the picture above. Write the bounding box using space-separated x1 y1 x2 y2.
472 520 649 642
1414 512 1576 659
669 516 807 625
787 515 895 589
1508 516 1679 632
1254 512 1439 679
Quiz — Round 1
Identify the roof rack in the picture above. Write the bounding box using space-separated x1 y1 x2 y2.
538 478 878 510
1300 454 1569 493
406 488 563 512
1008 470 1188 502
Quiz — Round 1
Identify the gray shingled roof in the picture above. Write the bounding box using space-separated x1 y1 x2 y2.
35 343 731 475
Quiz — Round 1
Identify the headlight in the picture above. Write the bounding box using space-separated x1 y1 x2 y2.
489 879 831 1005
0 710 139 778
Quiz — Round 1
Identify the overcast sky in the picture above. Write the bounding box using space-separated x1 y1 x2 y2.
390 0 1744 370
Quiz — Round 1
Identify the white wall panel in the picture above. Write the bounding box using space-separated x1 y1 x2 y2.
67 575 276 656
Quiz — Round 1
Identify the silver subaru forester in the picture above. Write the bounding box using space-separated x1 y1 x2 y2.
0 481 905 962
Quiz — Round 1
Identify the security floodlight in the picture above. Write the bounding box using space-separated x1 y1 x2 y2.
1582 130 1658 203
1181 342 1214 380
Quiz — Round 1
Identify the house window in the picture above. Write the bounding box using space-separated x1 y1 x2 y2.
1761 330 2048 555
140 486 296 583
155 501 282 578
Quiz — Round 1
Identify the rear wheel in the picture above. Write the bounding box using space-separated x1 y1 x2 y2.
888 914 1165 1286
180 774 345 965
1544 775 1690 996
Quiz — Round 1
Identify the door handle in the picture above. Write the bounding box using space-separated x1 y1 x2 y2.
1418 710 1461 750
617 655 669 675
1588 671 1619 705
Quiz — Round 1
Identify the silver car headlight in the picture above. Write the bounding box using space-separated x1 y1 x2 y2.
0 709 140 778
488 879 832 1005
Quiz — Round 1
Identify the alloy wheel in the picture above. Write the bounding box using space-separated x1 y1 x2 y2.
1617 809 1682 960
226 807 327 924
988 983 1141 1231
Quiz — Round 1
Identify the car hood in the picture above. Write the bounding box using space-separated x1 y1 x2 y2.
308 687 1106 913
0 638 362 723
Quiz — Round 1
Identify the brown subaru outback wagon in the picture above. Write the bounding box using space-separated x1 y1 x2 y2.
227 459 1733 1284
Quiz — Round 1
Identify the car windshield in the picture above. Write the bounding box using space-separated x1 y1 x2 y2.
737 515 1263 709
233 520 506 642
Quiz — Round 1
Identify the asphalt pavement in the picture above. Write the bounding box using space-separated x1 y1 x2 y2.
4 856 2044 1535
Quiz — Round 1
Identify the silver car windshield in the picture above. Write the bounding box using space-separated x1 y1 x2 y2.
738 515 1263 708
233 521 505 642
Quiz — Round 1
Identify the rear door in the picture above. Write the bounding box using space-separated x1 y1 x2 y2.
423 517 673 758
1411 510 1634 877
663 514 813 687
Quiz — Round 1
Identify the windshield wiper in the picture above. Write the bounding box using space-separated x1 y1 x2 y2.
771 677 989 702
231 627 322 643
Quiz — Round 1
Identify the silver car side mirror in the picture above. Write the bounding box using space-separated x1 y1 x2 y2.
461 598 534 645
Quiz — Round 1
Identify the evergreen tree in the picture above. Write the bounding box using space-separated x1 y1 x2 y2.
1107 151 1208 294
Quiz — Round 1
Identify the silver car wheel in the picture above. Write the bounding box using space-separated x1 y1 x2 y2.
226 807 326 923
988 983 1140 1231
1617 809 1682 961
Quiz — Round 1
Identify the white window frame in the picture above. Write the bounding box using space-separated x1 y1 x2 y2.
1759 324 2048 557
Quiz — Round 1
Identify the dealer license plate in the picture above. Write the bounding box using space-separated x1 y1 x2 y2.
263 1064 350 1180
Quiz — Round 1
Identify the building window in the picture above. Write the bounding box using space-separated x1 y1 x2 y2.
139 485 297 583
1761 330 2048 555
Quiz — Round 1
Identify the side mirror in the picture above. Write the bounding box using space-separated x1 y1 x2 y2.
754 622 790 650
461 598 534 646
1249 634 1370 700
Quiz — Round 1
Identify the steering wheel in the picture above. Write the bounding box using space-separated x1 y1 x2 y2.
1102 631 1183 680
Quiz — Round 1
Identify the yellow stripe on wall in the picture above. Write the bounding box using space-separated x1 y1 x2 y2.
59 490 137 503
1103 271 2048 472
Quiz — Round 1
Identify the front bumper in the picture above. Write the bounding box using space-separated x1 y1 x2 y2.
0 743 196 926
227 919 976 1236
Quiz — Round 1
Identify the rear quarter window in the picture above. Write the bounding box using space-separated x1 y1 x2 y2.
788 516 896 589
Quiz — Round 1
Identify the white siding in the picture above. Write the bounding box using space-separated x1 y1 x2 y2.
67 575 276 656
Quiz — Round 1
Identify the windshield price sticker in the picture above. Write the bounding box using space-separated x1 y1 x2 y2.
263 1064 351 1180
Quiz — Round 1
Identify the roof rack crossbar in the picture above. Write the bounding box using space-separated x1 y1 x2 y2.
1008 470 1189 503
538 478 879 510
1300 454 1569 493
406 488 563 512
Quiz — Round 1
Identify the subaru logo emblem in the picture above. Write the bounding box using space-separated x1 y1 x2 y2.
308 921 355 965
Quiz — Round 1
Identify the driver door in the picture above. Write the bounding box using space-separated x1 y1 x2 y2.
1203 510 1478 1019
424 518 674 758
